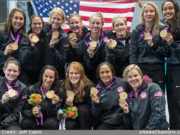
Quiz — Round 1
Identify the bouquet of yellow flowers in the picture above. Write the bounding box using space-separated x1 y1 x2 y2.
63 106 78 119
28 93 42 106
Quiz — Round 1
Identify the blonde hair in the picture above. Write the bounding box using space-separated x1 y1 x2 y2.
141 1 160 35
89 12 104 24
49 7 65 23
112 16 127 28
123 64 143 80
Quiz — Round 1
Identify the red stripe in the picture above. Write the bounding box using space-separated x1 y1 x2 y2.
80 6 134 13
81 16 133 23
81 0 136 4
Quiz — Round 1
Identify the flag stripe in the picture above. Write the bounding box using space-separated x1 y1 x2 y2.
81 16 133 23
85 0 137 3
80 1 136 9
79 0 136 31
79 11 134 18
80 6 134 13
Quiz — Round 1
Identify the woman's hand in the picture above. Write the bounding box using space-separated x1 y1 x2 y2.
90 87 100 104
51 95 60 104
49 31 60 47
66 90 75 106
65 97 74 106
144 32 154 47
106 39 117 49
4 42 18 55
28 33 39 47
163 33 174 45
118 91 129 113
68 33 78 48
160 29 174 45
1 92 10 104
119 101 129 113
87 41 97 58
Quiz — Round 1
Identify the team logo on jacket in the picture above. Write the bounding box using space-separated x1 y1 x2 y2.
140 92 147 99
154 90 163 97
117 86 124 93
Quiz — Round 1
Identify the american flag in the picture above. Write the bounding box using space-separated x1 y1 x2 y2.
31 0 136 31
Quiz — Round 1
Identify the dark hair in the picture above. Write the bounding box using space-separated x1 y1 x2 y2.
3 57 21 72
96 62 115 80
29 15 44 33
161 0 180 30
38 65 59 89
5 8 26 33
162 0 179 15
68 13 82 24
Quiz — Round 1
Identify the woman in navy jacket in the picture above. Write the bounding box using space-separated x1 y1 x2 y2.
123 64 168 129
65 14 89 64
79 13 106 83
43 8 68 79
91 62 131 129
161 0 180 129
22 15 47 85
105 16 130 77
0 57 27 129
0 8 30 84
21 65 64 129
130 2 169 89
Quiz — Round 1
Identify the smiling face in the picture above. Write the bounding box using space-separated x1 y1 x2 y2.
89 16 103 34
99 64 113 85
50 12 64 30
69 15 83 34
143 4 156 23
3 63 20 81
42 69 55 89
68 66 81 85
126 69 143 91
162 1 176 21
113 17 128 38
11 11 24 32
31 16 43 34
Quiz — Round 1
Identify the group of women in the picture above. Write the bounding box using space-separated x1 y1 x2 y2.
0 0 179 130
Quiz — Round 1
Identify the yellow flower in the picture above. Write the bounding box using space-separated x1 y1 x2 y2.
28 93 42 106
64 106 78 119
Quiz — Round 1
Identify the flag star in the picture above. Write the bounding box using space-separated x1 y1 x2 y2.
65 3 69 7
61 6 64 9
73 4 77 8
69 7 72 11
70 0 73 3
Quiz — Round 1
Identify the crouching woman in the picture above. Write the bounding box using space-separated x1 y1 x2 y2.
123 64 169 129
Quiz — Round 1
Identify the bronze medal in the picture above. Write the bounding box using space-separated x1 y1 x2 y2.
160 30 168 38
